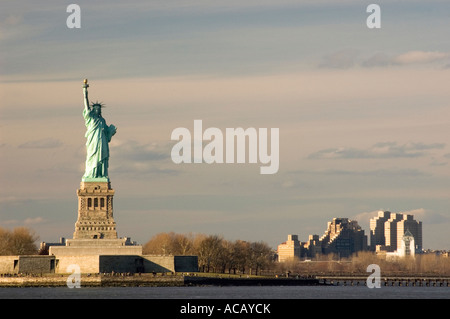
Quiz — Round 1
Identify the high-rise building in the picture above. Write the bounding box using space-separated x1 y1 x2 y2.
318 218 367 258
384 213 403 251
277 218 368 261
304 234 321 258
369 212 422 253
369 211 391 250
277 234 302 262
397 214 422 251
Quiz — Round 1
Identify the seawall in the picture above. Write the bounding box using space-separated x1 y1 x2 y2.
0 274 320 287
3 274 448 287
183 276 321 286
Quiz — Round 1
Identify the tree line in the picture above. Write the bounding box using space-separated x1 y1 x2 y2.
276 251 450 276
143 232 274 275
0 227 275 275
0 227 39 255
2 227 449 276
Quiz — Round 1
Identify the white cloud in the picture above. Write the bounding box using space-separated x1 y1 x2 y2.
110 139 179 178
18 138 62 149
352 210 378 227
318 49 359 69
353 208 450 229
393 51 450 65
401 208 450 224
2 217 44 226
308 142 445 159
363 51 450 68
318 50 450 69
303 168 428 177
24 217 44 225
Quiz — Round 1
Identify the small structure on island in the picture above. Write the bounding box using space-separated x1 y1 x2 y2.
385 229 416 259
398 229 416 257
0 80 198 275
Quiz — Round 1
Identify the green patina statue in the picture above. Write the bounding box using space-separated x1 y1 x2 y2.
82 79 117 181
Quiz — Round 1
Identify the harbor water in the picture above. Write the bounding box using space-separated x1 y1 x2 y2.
0 285 448 299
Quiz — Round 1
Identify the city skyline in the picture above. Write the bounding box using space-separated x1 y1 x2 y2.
1 1 450 250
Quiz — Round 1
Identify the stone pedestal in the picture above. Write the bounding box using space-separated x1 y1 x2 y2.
73 181 118 239
49 180 142 257
49 238 142 256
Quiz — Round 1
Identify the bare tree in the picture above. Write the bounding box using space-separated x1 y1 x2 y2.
196 235 225 273
0 227 39 255
230 240 250 274
173 233 195 255
0 228 11 255
143 232 176 255
248 241 273 275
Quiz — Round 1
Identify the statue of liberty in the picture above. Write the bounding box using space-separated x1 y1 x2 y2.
82 79 117 181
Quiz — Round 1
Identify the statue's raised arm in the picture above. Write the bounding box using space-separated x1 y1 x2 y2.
83 79 90 111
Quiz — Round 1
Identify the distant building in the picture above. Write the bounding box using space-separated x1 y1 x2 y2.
370 211 422 254
277 235 302 262
369 211 391 250
396 215 422 252
384 213 404 250
277 218 367 261
318 218 367 258
386 229 416 259
303 235 321 258
39 237 66 254
398 229 415 257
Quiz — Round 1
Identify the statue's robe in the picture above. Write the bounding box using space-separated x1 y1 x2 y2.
83 107 116 179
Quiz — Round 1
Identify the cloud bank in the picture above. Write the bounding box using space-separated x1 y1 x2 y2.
308 142 445 159
320 50 450 69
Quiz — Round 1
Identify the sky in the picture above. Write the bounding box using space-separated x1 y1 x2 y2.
1 0 450 250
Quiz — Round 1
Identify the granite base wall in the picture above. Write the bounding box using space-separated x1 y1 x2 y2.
56 255 100 274
0 255 198 274
174 255 199 272
50 246 143 256
0 256 56 274
99 255 198 273
0 256 18 274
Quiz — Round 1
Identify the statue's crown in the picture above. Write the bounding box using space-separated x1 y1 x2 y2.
91 101 105 108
